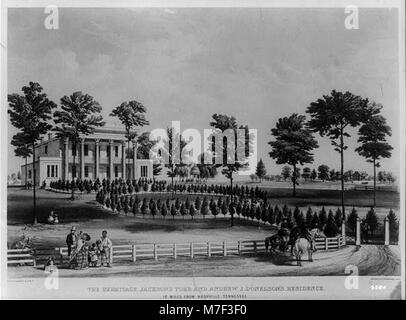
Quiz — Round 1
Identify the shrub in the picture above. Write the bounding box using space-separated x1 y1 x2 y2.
189 204 196 219
365 207 379 236
161 203 168 219
170 204 177 219
324 210 339 237
347 208 358 234
387 209 399 243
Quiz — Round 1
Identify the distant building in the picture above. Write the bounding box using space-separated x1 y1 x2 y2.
21 127 153 186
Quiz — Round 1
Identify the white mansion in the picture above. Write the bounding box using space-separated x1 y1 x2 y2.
21 127 153 186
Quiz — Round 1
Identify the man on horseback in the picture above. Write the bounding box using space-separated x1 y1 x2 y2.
304 225 318 252
277 218 291 251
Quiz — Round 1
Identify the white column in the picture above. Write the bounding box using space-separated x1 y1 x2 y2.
109 140 114 180
132 141 137 180
95 139 100 180
64 137 69 180
341 221 346 245
80 138 85 180
356 217 361 246
121 140 126 181
384 217 390 245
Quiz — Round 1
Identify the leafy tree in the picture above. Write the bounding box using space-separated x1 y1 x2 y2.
317 165 330 181
281 166 291 181
310 168 317 181
365 207 379 237
150 200 158 219
209 114 252 196
255 159 267 182
164 127 187 197
8 82 56 223
54 91 104 200
11 132 32 189
269 114 318 196
110 101 149 180
307 90 376 217
356 115 393 207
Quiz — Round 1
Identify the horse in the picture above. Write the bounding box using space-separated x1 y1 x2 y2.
288 226 302 255
293 228 320 266
265 234 282 255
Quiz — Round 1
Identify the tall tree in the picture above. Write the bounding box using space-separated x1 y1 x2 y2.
209 114 252 226
306 90 374 217
356 115 392 207
164 127 187 196
281 165 291 181
110 101 149 179
11 132 33 189
8 82 56 223
317 164 330 181
209 114 251 192
269 113 318 196
137 132 163 180
255 158 267 182
54 91 105 199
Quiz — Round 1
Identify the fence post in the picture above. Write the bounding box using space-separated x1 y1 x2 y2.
33 249 37 267
223 241 227 257
132 245 136 262
173 244 177 259
190 243 194 259
207 242 211 257
341 221 346 245
238 241 241 255
356 217 361 246
59 248 64 265
338 236 341 249
384 217 390 246
110 247 114 265
325 238 328 250
253 241 257 253
154 244 158 261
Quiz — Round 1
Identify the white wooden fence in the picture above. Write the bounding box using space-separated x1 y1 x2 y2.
7 248 36 266
7 236 345 266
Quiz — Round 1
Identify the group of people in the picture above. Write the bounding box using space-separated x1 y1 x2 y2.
66 227 113 269
47 211 60 224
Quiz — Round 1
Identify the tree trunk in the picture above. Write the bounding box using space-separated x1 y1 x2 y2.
292 164 296 197
71 142 76 200
340 132 345 219
373 158 376 207
25 156 28 189
32 142 37 224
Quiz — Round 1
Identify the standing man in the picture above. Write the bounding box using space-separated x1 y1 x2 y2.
100 230 113 267
66 226 77 257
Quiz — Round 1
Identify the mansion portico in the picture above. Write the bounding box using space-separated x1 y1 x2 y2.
21 127 153 186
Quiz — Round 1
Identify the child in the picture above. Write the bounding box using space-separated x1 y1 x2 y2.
88 242 100 267
44 257 57 273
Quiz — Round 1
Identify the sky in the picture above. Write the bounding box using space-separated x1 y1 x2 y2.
7 7 401 179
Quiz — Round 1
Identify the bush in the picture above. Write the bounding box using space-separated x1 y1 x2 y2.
347 208 358 234
324 210 339 237
387 209 399 243
365 207 379 236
